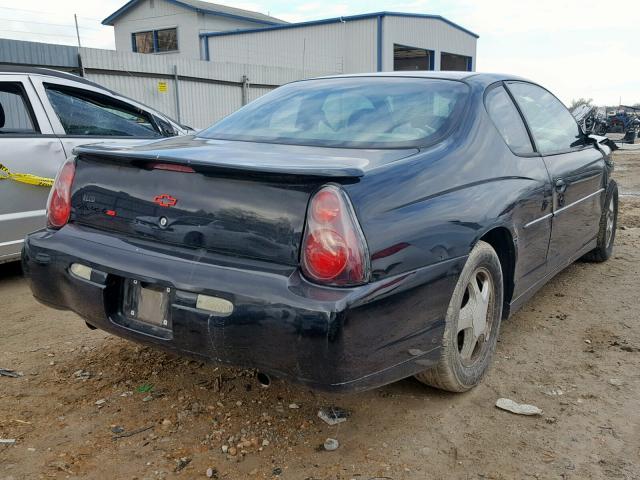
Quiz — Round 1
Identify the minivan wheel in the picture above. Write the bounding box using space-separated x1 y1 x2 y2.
582 180 618 263
415 240 503 392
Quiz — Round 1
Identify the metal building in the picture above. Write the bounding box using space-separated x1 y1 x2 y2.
102 1 478 72
102 0 286 60
201 12 478 74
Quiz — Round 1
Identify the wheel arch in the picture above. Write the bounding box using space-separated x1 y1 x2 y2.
477 226 516 319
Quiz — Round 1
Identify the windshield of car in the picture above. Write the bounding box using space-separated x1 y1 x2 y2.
200 77 469 148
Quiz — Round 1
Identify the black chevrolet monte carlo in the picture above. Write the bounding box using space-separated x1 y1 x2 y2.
23 72 618 393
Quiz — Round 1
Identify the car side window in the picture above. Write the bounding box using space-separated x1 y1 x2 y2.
507 82 584 154
44 84 160 137
485 85 533 154
0 82 39 134
154 116 179 136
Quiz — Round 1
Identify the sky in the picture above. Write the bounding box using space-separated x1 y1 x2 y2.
0 0 638 106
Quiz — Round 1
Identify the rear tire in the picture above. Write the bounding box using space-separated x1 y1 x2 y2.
415 240 503 392
582 180 618 263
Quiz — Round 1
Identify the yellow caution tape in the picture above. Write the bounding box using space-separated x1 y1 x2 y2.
0 163 54 188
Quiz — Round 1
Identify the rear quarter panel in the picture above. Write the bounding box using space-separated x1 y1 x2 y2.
344 82 553 299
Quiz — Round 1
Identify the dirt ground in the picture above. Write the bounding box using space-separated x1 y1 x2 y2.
1 147 639 480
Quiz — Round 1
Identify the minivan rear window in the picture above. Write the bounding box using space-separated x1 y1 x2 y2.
200 77 469 148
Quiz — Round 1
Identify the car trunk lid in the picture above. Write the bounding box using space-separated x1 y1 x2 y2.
69 137 417 266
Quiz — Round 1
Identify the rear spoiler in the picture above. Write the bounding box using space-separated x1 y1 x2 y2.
73 143 367 178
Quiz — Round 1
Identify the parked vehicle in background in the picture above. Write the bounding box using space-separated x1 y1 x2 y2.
571 104 607 135
23 72 618 393
0 66 193 264
607 106 640 134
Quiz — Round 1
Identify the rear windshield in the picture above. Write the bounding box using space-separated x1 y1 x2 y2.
200 77 469 148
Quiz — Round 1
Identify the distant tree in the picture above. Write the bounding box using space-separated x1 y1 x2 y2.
569 97 594 110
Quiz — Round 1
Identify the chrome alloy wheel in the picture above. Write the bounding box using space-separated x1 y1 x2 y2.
605 195 615 247
456 267 495 366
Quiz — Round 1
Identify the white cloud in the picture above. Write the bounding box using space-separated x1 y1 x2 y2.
274 3 351 23
433 0 640 105
0 0 121 48
450 0 639 36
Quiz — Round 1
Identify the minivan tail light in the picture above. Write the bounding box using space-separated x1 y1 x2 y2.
47 159 75 229
301 185 370 286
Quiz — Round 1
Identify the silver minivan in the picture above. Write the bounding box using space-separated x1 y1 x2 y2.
0 67 192 263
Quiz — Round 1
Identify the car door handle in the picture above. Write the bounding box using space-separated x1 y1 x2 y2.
555 179 567 193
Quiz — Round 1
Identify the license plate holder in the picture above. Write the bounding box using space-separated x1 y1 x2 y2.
122 279 171 330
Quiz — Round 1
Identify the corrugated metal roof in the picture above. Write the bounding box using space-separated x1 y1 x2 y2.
102 0 286 26
0 38 79 69
200 12 479 39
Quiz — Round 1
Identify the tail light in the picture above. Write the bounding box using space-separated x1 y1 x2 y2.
301 185 370 286
47 159 76 229
149 162 195 173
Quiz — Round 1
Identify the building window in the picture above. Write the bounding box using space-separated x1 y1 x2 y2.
156 28 178 52
441 52 472 71
132 28 178 54
393 44 434 71
133 31 154 53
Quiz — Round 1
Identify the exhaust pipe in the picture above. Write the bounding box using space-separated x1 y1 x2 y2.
256 372 271 388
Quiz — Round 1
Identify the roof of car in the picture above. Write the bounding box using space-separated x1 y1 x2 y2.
311 71 532 86
0 65 110 90
324 71 475 79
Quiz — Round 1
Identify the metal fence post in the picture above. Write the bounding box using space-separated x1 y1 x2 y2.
173 64 181 123
77 51 85 77
241 75 250 106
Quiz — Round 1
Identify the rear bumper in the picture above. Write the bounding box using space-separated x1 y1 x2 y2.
23 225 465 392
